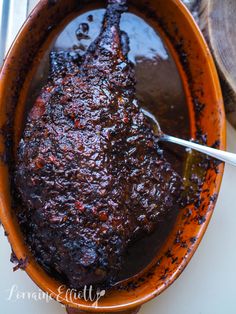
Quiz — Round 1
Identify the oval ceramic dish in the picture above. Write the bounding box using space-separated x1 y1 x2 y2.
0 0 225 313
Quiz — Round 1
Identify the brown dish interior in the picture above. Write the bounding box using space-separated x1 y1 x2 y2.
0 0 225 311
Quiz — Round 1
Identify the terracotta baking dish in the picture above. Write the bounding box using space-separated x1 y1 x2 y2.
0 0 225 313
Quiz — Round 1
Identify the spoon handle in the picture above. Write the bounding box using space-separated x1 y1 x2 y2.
161 134 236 167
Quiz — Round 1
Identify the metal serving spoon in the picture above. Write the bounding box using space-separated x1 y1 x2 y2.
160 134 236 167
142 109 236 167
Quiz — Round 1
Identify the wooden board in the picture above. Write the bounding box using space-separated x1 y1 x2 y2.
197 0 236 127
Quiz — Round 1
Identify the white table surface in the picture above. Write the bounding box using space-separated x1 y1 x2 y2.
1 1 236 313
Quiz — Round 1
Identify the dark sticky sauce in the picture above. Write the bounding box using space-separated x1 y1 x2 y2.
25 9 190 284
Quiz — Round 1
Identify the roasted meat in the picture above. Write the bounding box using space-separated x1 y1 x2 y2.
15 0 183 288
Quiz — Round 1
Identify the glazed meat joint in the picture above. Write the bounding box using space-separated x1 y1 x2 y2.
15 0 183 289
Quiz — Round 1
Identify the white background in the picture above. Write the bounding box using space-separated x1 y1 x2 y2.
1 1 236 313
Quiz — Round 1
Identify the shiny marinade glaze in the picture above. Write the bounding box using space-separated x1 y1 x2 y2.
15 1 183 289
